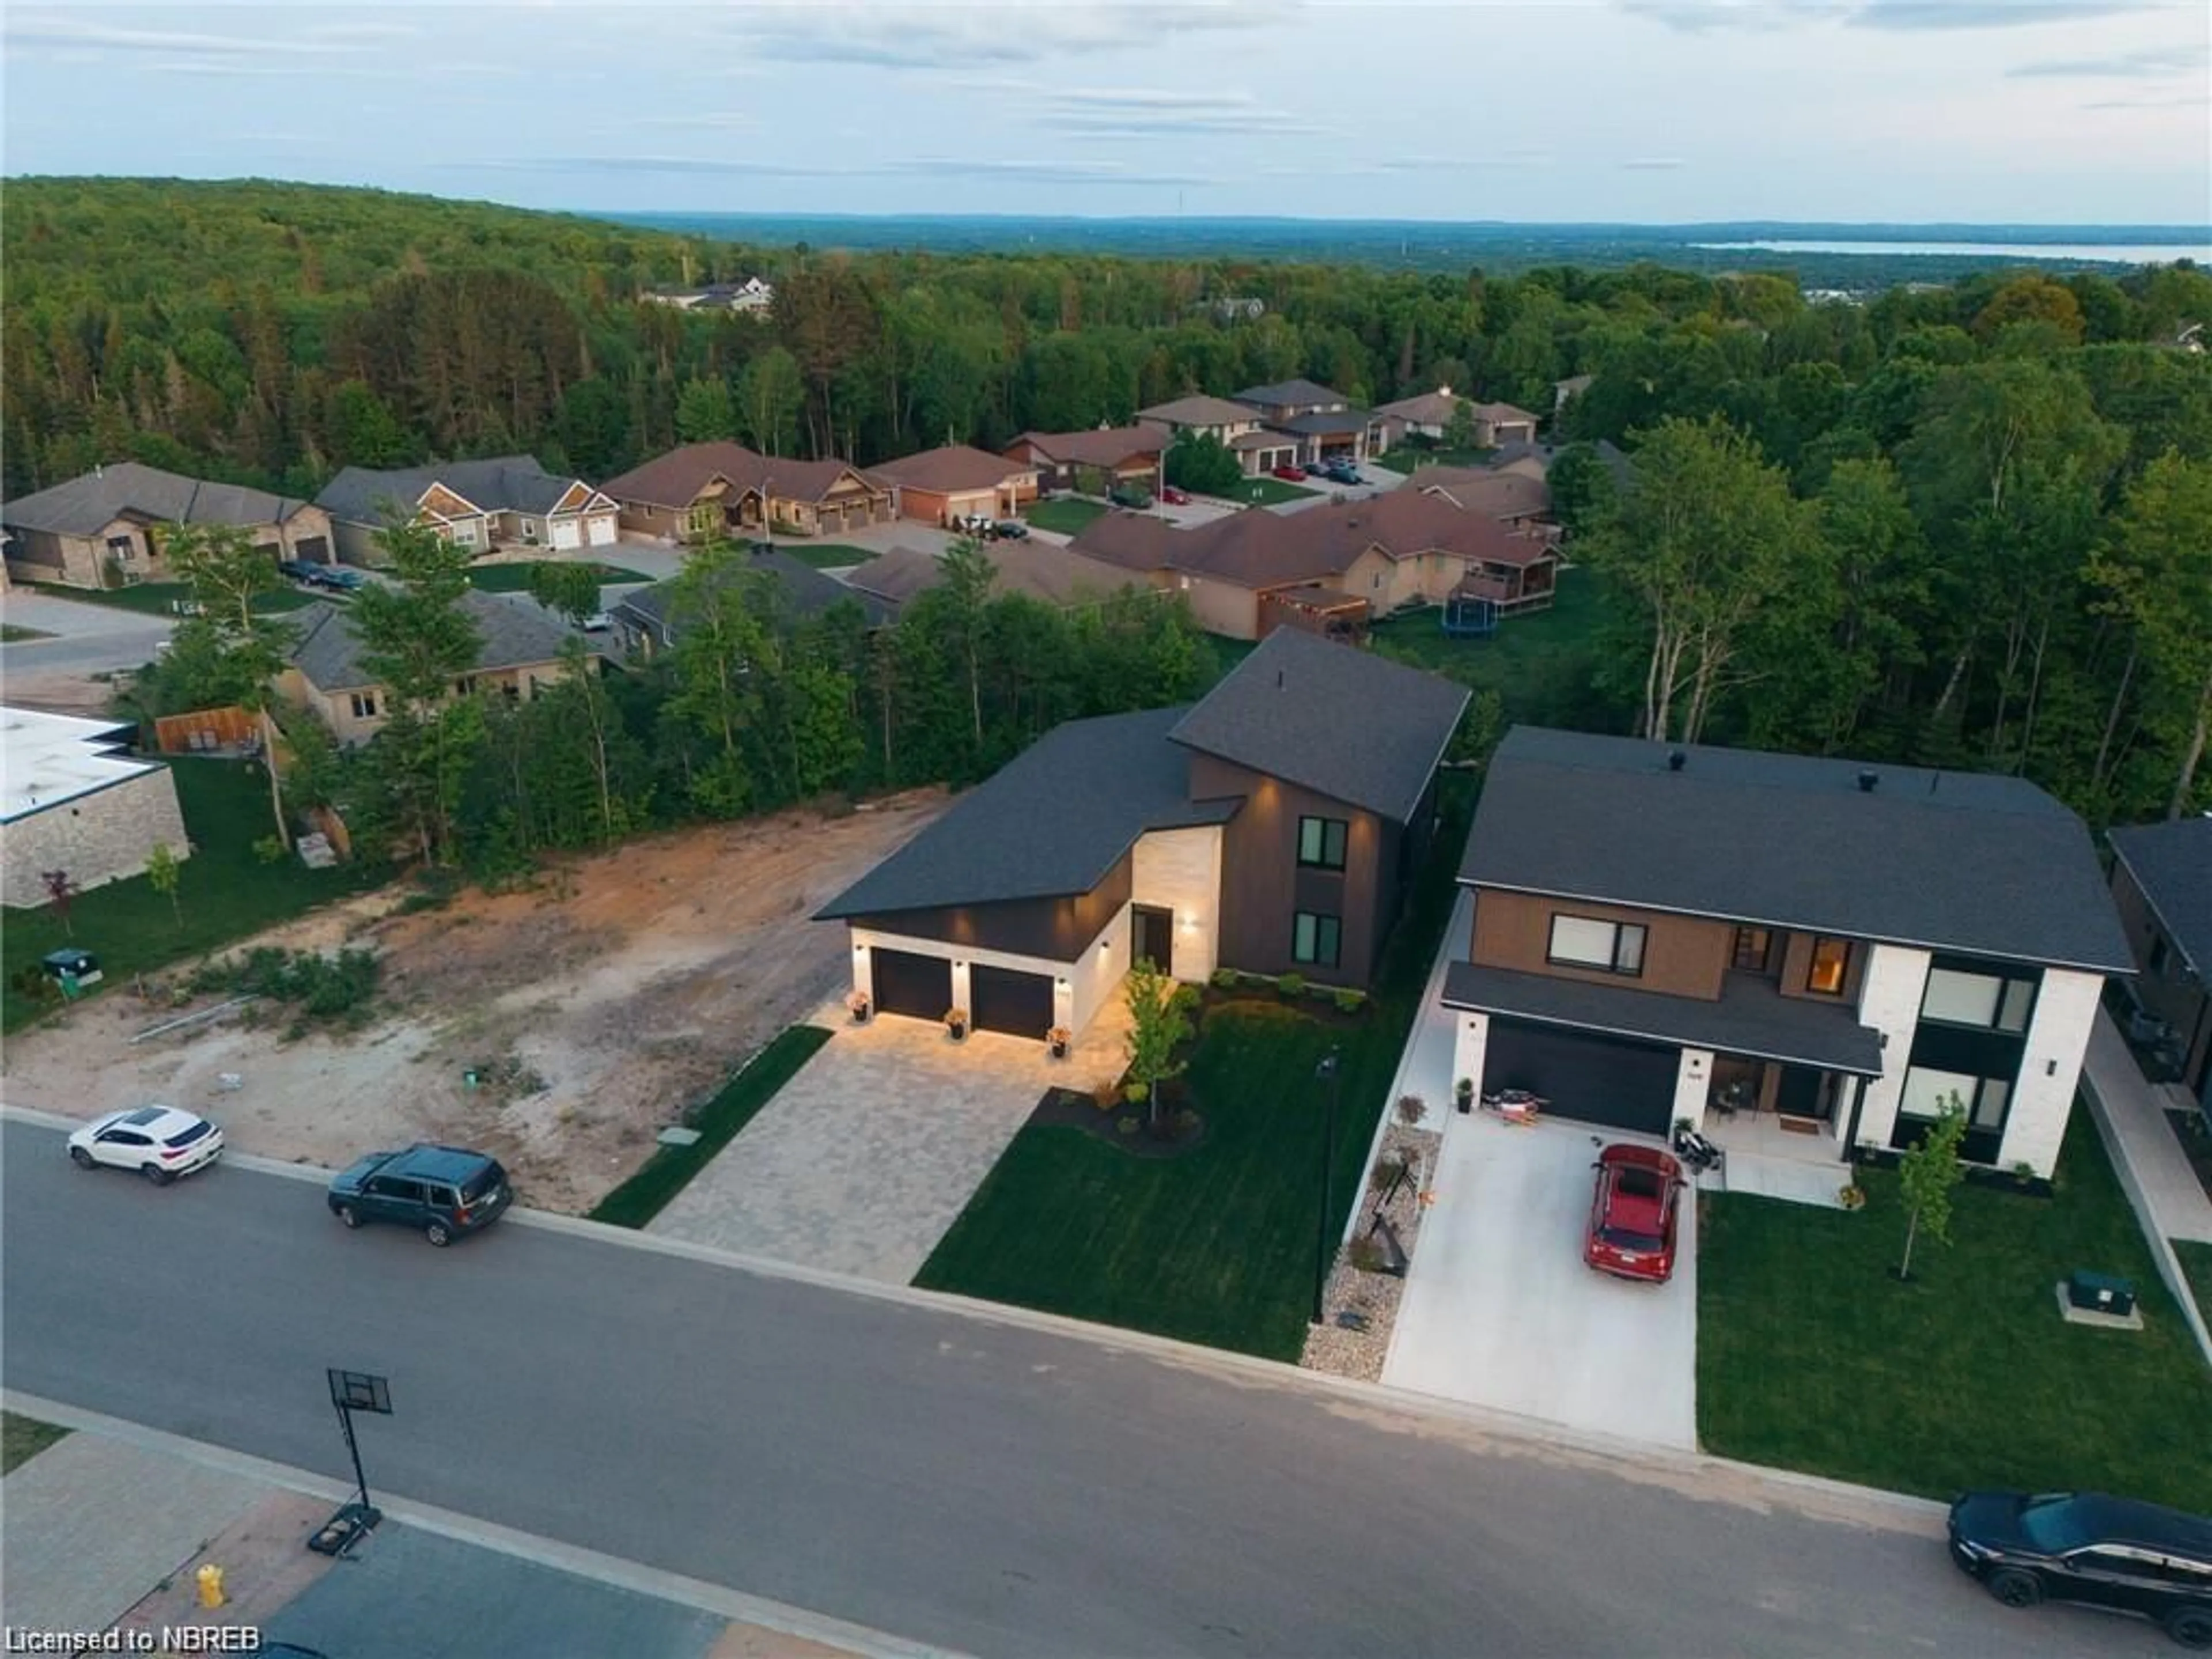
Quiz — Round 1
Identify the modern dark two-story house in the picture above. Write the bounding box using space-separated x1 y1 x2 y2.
817 629 1470 1041
2108 815 2212 1109
1441 728 2132 1179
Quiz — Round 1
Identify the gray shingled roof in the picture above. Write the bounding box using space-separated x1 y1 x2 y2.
613 547 892 640
813 706 1237 919
1463 726 2133 973
3 461 310 537
287 590 577 692
1234 379 1350 410
316 457 588 525
1271 409 1374 435
1442 961 1885 1074
1168 629 1471 824
2109 816 2212 976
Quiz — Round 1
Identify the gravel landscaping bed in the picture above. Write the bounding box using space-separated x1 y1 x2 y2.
1301 1119 1441 1381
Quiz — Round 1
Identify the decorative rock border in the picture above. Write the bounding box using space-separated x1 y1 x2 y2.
1300 1122 1440 1381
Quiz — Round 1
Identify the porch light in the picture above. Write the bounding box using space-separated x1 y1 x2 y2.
854 943 868 955
1100 938 1112 956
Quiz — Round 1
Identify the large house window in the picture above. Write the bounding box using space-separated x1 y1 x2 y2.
349 692 378 719
1292 911 1341 969
1899 1065 2014 1135
1548 914 1646 976
1805 935 1852 996
1921 965 2037 1033
1732 927 1772 972
1297 816 1347 870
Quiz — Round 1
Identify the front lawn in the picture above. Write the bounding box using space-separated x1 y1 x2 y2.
915 781 1472 1361
1699 1112 2212 1513
772 544 873 570
1 756 388 1031
2177 1239 2212 1328
0 624 54 641
1221 475 1317 507
1024 498 1109 536
21 580 319 615
466 561 648 592
1 1413 69 1475
1368 571 1624 729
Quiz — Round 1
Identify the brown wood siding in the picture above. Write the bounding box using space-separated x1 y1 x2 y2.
1468 889 1732 1000
851 854 1134 960
1188 752 1391 987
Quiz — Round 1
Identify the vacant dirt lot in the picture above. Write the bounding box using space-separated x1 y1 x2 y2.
1 793 947 1213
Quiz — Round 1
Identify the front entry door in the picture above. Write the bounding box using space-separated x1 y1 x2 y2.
1132 906 1174 976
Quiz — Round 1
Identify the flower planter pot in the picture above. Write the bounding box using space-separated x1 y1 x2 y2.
849 1005 871 1026
946 1024 968 1043
1049 1040 1069 1060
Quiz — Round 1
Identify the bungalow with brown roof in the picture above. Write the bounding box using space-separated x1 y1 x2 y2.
1411 465 1557 537
599 442 893 544
1467 402 1541 448
1001 427 1164 497
872 445 1039 528
1373 387 1467 446
3 462 334 589
1069 488 1558 642
1135 395 1301 479
843 540 1147 619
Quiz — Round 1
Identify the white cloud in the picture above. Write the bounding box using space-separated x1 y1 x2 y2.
2010 41 2208 75
725 1 1278 71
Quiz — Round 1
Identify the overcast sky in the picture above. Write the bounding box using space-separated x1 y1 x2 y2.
4 1 2207 224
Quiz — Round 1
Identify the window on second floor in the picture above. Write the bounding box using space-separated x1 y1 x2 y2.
1805 935 1852 996
1732 926 1772 972
1297 816 1347 870
1548 914 1646 977
1921 964 2037 1034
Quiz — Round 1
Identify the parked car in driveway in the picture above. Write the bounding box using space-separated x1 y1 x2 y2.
1584 1143 1685 1282
1159 484 1191 505
1271 464 1307 482
990 519 1030 540
1948 1490 2212 1647
1108 483 1153 509
1321 460 1364 486
69 1105 224 1184
310 566 366 592
276 558 321 585
328 1144 511 1246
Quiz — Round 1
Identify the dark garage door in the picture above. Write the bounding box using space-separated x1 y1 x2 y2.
872 949 952 1022
1482 1020 1678 1135
970 964 1055 1040
294 535 331 565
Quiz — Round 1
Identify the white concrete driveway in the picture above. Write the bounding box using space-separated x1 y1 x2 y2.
1382 1113 1699 1449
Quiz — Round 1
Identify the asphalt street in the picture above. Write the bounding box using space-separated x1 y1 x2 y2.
0 1120 2160 1659
0 590 173 680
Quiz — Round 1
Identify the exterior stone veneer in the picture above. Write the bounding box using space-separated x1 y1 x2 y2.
1 767 189 907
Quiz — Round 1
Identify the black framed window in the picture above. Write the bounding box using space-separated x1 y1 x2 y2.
1297 815 1348 870
1292 911 1340 968
1547 914 1646 976
1805 935 1852 997
1919 963 2038 1034
1897 1065 2014 1133
1731 926 1772 972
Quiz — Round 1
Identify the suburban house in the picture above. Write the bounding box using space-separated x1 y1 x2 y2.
316 459 619 566
599 442 895 543
1373 388 1468 446
1000 427 1165 497
642 277 775 313
609 544 893 660
842 541 1146 619
817 628 1470 1040
277 591 583 744
1554 374 1594 419
1466 402 1541 447
0 706 188 908
1232 379 1386 466
1069 487 1560 641
1136 395 1300 479
1441 728 2133 1183
872 446 1039 527
2108 816 2212 1109
1412 465 1557 537
1 463 334 590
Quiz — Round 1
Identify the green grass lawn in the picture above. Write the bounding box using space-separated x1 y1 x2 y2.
1373 446 1498 476
1024 498 1109 535
466 561 649 592
22 579 319 615
2176 1238 2212 1328
588 1026 834 1226
915 782 1473 1361
0 624 54 641
772 544 874 570
1 1412 69 1475
1 755 388 1032
1699 1112 2212 1513
1218 475 1316 507
1368 570 1623 729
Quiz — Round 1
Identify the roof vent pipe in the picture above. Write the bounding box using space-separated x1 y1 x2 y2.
1277 669 1285 689
1667 749 1687 771
1858 770 1878 793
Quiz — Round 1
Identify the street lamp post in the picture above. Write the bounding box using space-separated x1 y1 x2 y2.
1312 1047 1343 1327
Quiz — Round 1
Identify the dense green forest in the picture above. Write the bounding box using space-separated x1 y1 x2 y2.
12 176 2212 836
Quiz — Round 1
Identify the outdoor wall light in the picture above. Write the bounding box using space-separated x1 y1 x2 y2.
2047 1058 2058 1077
854 944 868 955
1100 938 1112 956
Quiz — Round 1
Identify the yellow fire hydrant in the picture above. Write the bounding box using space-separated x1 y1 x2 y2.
196 1563 226 1608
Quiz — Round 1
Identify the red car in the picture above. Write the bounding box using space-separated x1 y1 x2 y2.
1584 1143 1686 1283
1271 464 1307 482
1159 484 1191 505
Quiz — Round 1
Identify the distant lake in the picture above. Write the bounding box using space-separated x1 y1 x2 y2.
1695 240 2207 264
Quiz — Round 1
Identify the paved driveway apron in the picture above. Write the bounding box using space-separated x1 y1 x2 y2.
650 1007 1127 1284
1383 1115 1699 1449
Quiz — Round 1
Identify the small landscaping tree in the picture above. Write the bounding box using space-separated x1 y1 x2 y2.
1896 1094 1969 1281
1165 431 1244 497
146 842 183 927
1443 397 1478 453
41 869 77 938
1123 959 1194 1130
527 561 605 628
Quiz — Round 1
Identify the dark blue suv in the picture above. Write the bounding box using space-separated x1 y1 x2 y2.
328 1145 510 1246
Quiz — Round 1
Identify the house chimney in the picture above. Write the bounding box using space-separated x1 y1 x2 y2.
1438 384 1450 397
1667 749 1687 771
1857 770 1878 793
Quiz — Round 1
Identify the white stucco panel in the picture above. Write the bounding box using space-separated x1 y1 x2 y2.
1450 1012 1488 1111
1999 967 2103 1177
1852 944 1930 1153
1673 1048 1715 1131
847 908 1134 1039
1130 825 1223 984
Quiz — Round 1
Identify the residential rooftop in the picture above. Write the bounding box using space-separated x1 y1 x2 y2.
288 589 580 692
316 457 587 523
3 461 314 537
1 706 159 823
2109 816 2212 977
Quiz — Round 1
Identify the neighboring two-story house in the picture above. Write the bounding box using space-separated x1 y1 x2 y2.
1441 728 2131 1181
816 629 1469 1041
1136 395 1300 479
2108 815 2212 1109
317 459 619 565
1232 379 1387 467
1 463 334 590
